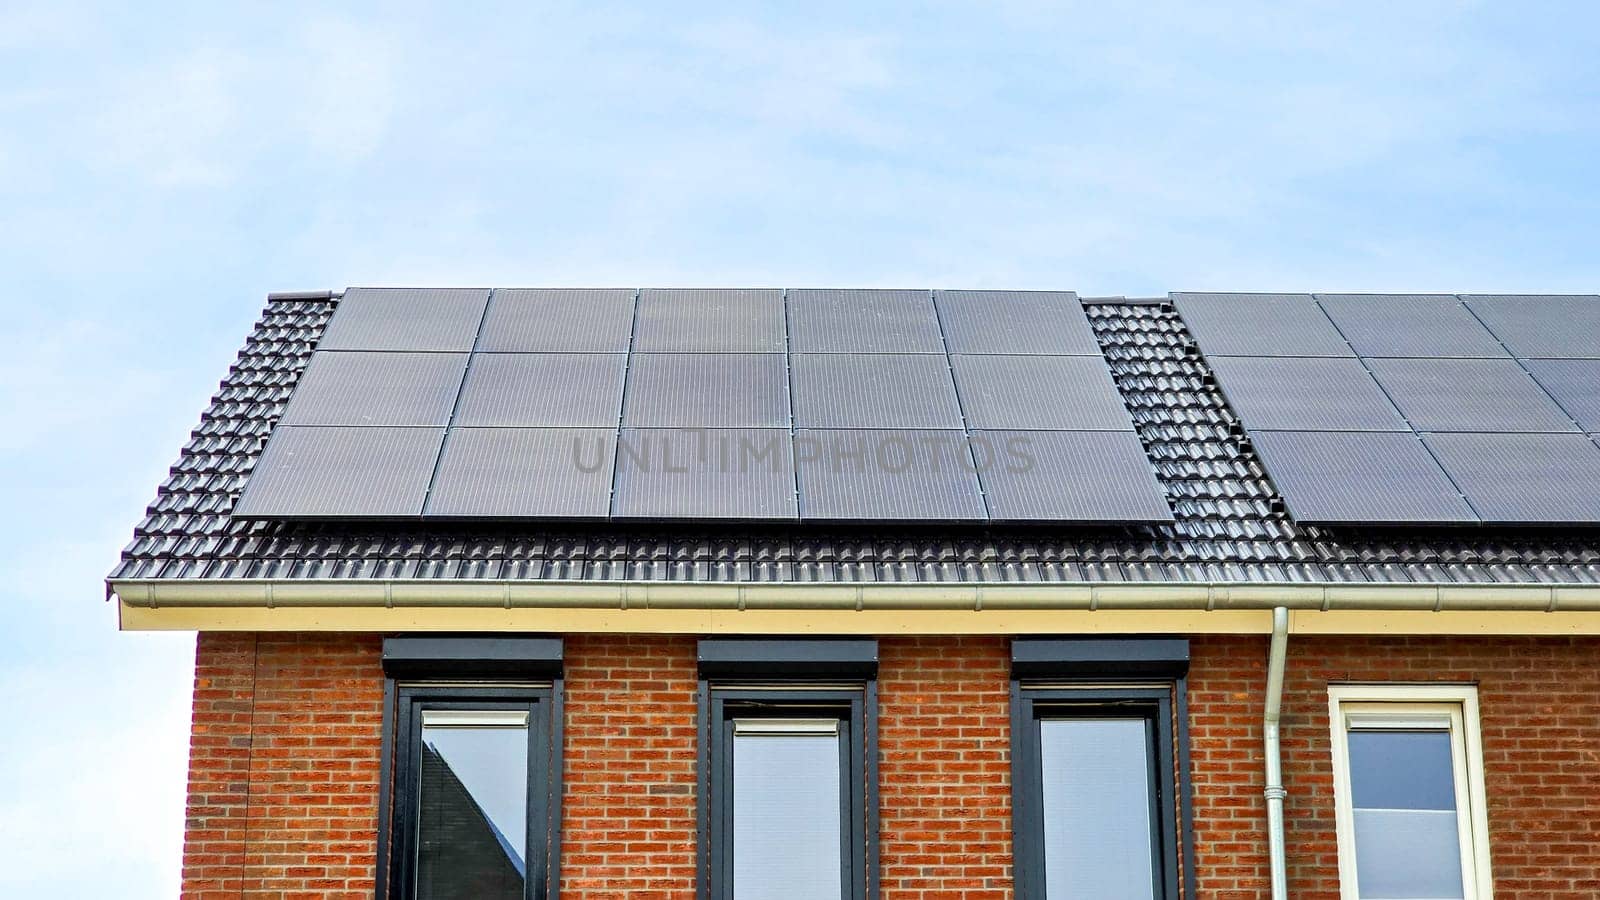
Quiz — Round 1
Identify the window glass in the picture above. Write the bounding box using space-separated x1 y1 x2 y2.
1348 729 1464 900
732 726 844 900
1040 718 1157 900
417 713 529 900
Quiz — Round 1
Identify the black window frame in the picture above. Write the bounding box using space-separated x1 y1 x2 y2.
1010 639 1195 900
695 639 878 900
377 636 565 900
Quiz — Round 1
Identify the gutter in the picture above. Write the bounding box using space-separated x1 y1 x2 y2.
1264 607 1290 900
109 578 1600 611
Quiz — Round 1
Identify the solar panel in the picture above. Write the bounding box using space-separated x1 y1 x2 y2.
1523 359 1600 432
233 425 444 517
612 428 797 519
934 290 1101 354
1207 357 1407 431
790 354 964 428
623 353 789 428
476 288 637 352
950 355 1133 430
317 288 491 352
1172 293 1353 357
1314 294 1507 358
786 289 944 353
424 427 614 518
1423 432 1600 523
794 429 986 520
1366 358 1577 433
971 430 1171 522
633 288 786 352
454 353 625 427
1462 295 1600 358
279 351 468 426
1248 431 1476 524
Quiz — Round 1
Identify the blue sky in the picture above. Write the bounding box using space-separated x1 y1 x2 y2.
1 1 1597 894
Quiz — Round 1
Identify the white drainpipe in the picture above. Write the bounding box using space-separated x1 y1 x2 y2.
1264 606 1290 900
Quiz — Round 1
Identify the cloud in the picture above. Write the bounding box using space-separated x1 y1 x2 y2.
92 47 251 187
85 18 401 187
294 17 400 163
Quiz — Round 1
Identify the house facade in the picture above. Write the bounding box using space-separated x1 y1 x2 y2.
112 288 1600 899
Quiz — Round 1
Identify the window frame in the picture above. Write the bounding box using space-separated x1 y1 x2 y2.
1011 684 1184 900
697 683 877 900
1326 683 1493 900
380 682 562 900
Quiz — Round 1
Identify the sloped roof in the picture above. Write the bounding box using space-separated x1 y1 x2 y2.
108 291 1600 587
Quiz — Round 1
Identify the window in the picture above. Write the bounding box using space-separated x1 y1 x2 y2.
697 639 878 900
1010 638 1193 900
1328 685 1492 900
379 636 563 900
1013 688 1181 899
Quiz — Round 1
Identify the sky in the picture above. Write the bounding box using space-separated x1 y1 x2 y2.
0 1 1597 894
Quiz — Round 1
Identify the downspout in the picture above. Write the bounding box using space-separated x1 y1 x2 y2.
1264 606 1290 900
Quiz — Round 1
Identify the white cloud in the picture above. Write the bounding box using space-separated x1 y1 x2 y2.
92 47 251 187
85 19 403 187
294 17 400 163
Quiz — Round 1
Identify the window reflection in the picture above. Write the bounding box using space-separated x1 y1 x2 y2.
416 712 529 900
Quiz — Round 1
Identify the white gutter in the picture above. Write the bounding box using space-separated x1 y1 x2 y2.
1264 607 1290 900
109 578 1600 611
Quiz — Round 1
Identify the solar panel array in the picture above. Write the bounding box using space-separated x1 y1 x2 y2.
235 288 1173 523
1174 292 1600 524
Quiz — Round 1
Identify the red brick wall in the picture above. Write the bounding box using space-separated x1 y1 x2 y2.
179 632 1600 899
182 633 256 898
1190 635 1600 900
878 636 1013 900
560 635 700 900
180 633 384 899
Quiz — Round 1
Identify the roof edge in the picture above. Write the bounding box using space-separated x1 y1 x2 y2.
111 577 1600 618
265 289 339 301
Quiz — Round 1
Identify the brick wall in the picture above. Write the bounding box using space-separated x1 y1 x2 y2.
179 632 1600 899
1190 635 1600 900
560 635 700 900
180 633 384 899
878 636 1012 900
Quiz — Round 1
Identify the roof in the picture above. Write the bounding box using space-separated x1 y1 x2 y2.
109 290 1600 588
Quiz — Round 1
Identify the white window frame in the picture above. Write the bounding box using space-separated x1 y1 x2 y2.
1326 684 1493 900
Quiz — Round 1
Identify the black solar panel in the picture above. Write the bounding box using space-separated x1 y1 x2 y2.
317 288 490 352
1248 431 1476 524
454 353 625 427
1207 357 1407 431
950 355 1133 430
476 288 637 352
622 353 789 428
233 426 444 517
972 430 1172 522
793 429 986 520
786 289 944 353
1173 293 1353 357
612 428 797 519
632 288 785 352
425 427 614 518
1314 294 1507 358
1523 359 1600 432
1366 358 1576 433
1184 291 1600 526
934 290 1100 354
791 354 964 428
1424 432 1600 523
1462 295 1600 358
279 351 468 426
235 286 1177 524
